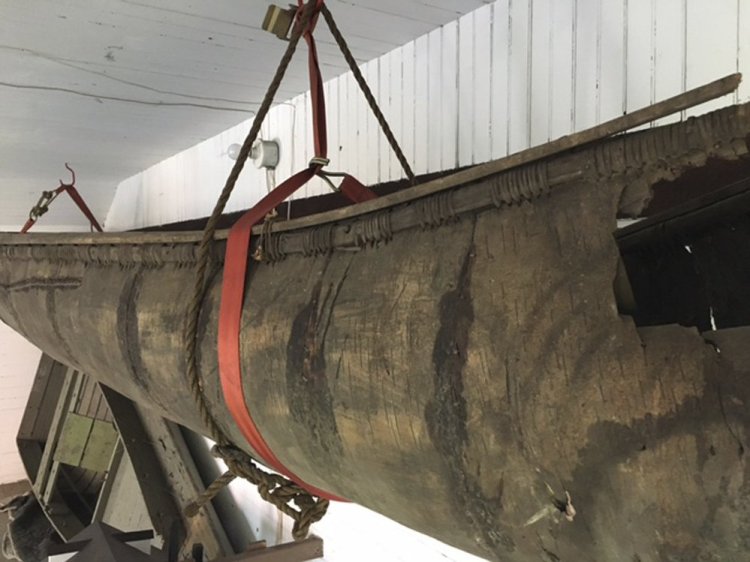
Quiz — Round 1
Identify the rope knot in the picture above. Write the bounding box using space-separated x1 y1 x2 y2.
185 444 330 541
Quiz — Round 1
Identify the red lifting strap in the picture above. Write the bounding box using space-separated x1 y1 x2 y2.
219 169 375 502
218 167 338 499
21 165 103 234
296 0 326 159
218 1 376 503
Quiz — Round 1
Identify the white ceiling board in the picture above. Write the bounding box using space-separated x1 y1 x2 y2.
0 0 487 230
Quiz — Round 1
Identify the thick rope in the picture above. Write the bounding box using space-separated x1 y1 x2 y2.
182 0 328 539
185 0 316 444
215 445 330 540
184 471 236 518
320 4 416 184
183 0 410 536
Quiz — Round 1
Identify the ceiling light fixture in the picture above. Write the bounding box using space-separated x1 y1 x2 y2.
227 140 280 169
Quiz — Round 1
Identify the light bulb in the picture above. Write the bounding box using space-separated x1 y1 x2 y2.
227 143 242 161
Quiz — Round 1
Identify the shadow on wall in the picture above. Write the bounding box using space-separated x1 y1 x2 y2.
0 322 41 486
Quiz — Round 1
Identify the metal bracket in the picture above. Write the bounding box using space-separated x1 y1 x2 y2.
29 190 58 221
262 4 297 40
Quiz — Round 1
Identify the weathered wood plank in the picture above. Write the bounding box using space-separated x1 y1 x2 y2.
16 355 66 442
79 420 118 473
91 437 124 523
54 413 94 468
103 386 235 556
100 386 184 542
33 369 80 497
219 535 323 562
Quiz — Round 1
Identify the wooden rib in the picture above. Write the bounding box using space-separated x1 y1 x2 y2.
0 73 741 247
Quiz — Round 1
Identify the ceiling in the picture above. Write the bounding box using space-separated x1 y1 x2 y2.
0 0 489 229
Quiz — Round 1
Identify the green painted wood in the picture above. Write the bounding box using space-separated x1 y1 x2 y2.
54 413 94 468
79 420 118 473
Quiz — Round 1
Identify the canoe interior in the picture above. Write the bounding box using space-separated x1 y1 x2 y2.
16 356 116 540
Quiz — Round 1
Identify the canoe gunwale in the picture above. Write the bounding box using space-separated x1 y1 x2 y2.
0 102 748 266
2 99 750 562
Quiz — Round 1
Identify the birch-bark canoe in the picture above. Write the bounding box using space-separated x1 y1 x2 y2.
2 103 750 561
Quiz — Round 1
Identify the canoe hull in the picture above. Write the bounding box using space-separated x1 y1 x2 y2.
2 104 750 561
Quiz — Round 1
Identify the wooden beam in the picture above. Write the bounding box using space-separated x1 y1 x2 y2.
91 438 125 523
217 535 324 562
100 386 184 542
15 354 60 442
617 174 750 251
34 369 80 500
127 401 234 559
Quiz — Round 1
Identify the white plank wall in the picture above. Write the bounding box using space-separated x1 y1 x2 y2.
107 0 750 230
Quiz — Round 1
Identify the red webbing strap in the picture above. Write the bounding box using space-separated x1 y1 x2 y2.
218 165 347 502
299 0 327 159
63 185 104 232
20 217 37 234
337 174 377 203
297 0 377 204
217 1 376 502
20 184 103 234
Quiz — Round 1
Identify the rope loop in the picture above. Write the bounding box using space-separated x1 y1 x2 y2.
183 445 330 541
320 4 416 184
213 445 330 541
183 0 401 538
182 0 329 540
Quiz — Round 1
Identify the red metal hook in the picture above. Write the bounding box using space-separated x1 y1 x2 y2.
20 163 102 233
60 162 76 187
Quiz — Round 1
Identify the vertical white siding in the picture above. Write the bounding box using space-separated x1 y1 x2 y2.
457 13 474 166
379 54 393 181
388 48 405 179
413 35 431 175
490 1 510 156
574 0 600 130
364 61 381 185
600 0 626 122
107 0 748 227
428 28 444 173
473 6 493 163
549 0 576 140
686 0 738 116
529 0 550 146
507 0 532 153
653 0 686 125
625 0 653 116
